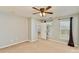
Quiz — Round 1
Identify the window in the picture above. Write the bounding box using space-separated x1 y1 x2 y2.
59 19 70 42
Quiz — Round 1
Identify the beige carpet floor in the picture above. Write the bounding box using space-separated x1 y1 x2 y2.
0 39 79 53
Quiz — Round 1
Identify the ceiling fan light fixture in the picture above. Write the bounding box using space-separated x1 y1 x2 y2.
40 12 45 17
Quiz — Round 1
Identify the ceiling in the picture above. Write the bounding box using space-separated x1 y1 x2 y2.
0 6 79 19
0 6 32 17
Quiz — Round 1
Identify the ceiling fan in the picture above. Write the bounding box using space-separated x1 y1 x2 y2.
32 6 53 17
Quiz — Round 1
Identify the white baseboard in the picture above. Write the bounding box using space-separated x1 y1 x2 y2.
30 39 38 42
49 39 78 47
0 40 30 49
48 39 67 45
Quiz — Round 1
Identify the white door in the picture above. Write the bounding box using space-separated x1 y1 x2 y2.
41 23 47 40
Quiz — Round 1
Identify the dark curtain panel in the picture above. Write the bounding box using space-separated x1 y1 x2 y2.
68 17 75 47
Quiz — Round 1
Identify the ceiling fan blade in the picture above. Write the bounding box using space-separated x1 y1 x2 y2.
32 7 40 11
33 12 40 14
45 12 53 14
46 6 52 10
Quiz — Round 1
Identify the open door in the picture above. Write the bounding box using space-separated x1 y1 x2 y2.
41 23 47 40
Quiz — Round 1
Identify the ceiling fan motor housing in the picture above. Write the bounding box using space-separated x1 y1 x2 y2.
40 8 45 13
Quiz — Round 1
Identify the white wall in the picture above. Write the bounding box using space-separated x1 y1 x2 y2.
28 18 38 42
0 12 28 48
77 15 79 46
28 18 31 41
72 16 78 46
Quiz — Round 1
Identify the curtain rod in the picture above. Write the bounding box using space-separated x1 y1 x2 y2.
58 16 73 20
